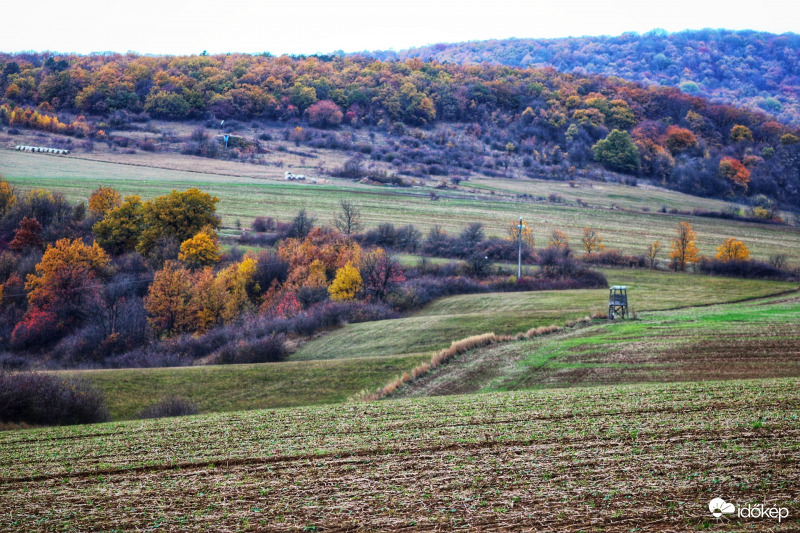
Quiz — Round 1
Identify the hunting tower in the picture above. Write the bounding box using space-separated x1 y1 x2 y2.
608 286 629 319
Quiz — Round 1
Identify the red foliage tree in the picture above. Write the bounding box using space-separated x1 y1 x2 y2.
306 100 343 128
11 309 60 350
272 292 301 319
9 217 44 251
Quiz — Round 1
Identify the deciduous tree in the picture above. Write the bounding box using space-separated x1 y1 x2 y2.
730 124 753 143
548 229 570 249
144 261 196 337
592 129 639 174
506 220 535 249
716 238 750 262
0 180 17 218
137 188 220 256
93 195 145 255
328 261 362 300
9 217 43 251
332 200 363 235
88 186 122 217
646 240 662 269
581 227 604 254
306 100 343 128
178 231 220 268
17 239 110 343
719 157 751 189
669 222 699 271
359 248 405 301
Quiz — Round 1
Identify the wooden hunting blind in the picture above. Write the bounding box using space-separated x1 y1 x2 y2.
608 286 629 319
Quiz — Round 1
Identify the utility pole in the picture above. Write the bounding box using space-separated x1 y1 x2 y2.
518 216 523 280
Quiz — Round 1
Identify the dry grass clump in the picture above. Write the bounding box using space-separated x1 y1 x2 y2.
366 316 597 400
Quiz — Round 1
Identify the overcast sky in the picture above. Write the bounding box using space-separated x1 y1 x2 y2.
2 0 798 56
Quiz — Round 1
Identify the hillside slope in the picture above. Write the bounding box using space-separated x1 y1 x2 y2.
3 51 800 208
368 29 800 125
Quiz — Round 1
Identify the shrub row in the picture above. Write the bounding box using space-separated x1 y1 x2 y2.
696 258 796 280
106 300 398 368
0 371 110 426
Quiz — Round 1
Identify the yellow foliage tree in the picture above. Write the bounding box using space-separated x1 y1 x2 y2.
0 180 17 217
505 220 535 248
646 240 662 269
328 261 362 301
192 267 227 333
669 222 700 271
137 188 220 256
88 186 122 217
178 231 220 268
215 257 259 323
581 227 604 254
549 229 570 248
716 238 750 262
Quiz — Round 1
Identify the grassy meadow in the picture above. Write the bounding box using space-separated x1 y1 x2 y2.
59 353 429 420
291 268 798 360
398 293 800 398
47 268 796 421
2 149 799 262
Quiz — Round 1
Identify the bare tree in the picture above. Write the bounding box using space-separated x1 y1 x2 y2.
333 200 363 235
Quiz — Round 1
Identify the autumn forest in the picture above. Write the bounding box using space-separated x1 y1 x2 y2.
1 49 800 209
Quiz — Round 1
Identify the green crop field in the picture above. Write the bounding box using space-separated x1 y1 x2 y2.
3 149 799 262
2 378 798 530
291 269 798 360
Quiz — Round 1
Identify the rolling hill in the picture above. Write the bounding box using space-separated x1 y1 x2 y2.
366 29 800 126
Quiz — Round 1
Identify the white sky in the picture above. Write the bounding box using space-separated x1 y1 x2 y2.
2 0 798 56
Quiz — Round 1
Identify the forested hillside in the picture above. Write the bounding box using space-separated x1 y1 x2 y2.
366 30 800 126
2 52 800 207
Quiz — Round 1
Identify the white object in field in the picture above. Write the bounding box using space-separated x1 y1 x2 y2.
14 145 68 155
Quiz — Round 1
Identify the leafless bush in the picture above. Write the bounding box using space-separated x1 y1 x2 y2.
138 396 199 419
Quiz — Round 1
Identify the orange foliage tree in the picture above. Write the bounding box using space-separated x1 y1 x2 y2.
144 261 197 337
719 157 751 189
278 228 361 288
664 126 697 153
13 239 111 346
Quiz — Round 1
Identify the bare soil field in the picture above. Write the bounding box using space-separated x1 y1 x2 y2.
1 378 798 531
